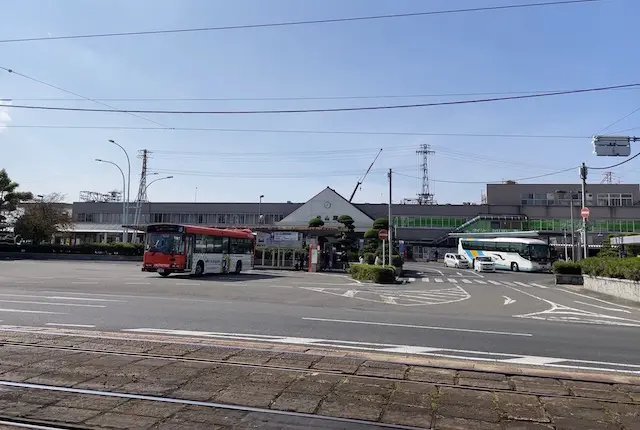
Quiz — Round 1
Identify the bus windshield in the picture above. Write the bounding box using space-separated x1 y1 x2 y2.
146 233 184 254
528 244 550 262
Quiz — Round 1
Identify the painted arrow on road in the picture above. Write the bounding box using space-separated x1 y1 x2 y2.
503 296 516 305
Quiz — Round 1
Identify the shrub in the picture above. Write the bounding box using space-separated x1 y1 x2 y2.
349 263 396 283
552 261 582 275
364 252 376 265
391 254 403 268
581 257 640 281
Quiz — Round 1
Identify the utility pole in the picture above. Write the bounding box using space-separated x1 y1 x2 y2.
388 168 393 265
580 162 588 259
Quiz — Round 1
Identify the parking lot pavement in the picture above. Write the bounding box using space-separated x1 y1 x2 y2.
0 328 638 430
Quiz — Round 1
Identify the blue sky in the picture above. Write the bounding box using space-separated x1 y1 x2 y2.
0 0 638 204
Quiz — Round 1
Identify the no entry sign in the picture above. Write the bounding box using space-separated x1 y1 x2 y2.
581 207 590 219
378 229 388 240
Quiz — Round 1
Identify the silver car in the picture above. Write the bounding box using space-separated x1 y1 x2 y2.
474 256 496 272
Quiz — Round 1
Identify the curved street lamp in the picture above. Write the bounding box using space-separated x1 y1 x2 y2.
108 140 131 234
96 158 127 242
144 176 173 224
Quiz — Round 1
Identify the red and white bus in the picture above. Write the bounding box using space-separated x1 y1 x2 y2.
142 223 255 277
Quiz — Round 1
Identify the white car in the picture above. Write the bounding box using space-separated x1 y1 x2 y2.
474 256 496 272
444 253 469 269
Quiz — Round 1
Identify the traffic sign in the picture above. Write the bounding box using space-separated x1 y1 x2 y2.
581 207 590 219
378 229 388 240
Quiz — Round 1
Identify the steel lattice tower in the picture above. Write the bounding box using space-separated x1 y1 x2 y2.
417 144 435 205
133 149 151 227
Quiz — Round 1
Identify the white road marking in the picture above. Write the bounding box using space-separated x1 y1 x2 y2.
530 283 549 289
380 296 398 304
125 282 151 285
382 346 441 354
342 290 358 298
71 281 99 285
461 279 472 284
46 296 125 303
301 317 532 337
558 289 636 310
487 280 501 285
45 323 96 328
447 278 458 283
456 272 463 277
15 280 45 284
0 300 105 308
474 280 487 284
421 278 430 283
407 278 416 282
0 308 65 314
175 283 201 286
502 356 566 365
513 282 533 288
434 278 444 283
574 301 631 314
503 296 516 305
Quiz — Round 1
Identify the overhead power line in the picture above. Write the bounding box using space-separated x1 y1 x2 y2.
0 66 173 129
0 124 591 139
0 0 601 44
394 166 578 184
5 86 638 102
5 83 636 115
595 106 640 135
588 152 640 170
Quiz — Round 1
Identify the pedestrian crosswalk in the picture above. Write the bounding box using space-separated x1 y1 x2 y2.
405 277 549 289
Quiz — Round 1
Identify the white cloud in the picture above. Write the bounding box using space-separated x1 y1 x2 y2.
0 100 11 133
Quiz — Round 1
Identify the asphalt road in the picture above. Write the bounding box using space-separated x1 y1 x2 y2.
1 260 640 372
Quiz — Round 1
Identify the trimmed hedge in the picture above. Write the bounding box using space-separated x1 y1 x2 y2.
581 257 640 281
363 252 403 267
349 263 396 284
0 243 144 256
552 261 582 275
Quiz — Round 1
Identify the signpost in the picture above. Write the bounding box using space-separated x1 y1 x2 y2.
379 229 388 265
581 207 590 219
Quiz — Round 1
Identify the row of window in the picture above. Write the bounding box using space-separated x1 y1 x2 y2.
194 236 254 254
392 216 469 229
76 212 285 225
461 240 529 253
520 192 634 207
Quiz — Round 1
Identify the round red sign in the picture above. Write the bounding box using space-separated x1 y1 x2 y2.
378 229 389 240
581 207 590 218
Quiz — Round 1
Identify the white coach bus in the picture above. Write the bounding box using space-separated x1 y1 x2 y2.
458 237 551 272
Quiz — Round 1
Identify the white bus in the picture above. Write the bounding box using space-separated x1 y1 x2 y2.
458 237 551 272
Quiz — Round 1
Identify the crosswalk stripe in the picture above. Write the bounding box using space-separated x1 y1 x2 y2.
474 280 487 284
461 279 472 284
448 278 458 283
421 278 430 283
456 272 464 276
434 278 444 283
408 278 416 282
530 283 549 289
513 281 533 288
487 280 501 285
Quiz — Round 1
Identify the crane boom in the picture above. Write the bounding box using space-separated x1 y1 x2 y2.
348 148 383 202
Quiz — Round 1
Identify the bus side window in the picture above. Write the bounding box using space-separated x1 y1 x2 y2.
205 236 215 253
230 238 239 254
195 235 205 253
212 236 223 253
222 237 230 253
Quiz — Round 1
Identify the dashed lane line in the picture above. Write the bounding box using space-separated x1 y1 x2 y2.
460 279 472 284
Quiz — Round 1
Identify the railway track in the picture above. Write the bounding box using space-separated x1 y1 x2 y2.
1 339 638 405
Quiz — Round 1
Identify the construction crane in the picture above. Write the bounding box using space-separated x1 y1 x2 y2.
348 148 383 202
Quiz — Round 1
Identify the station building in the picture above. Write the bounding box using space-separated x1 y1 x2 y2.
64 183 640 258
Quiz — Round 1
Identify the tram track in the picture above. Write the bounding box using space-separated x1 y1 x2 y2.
1 340 638 405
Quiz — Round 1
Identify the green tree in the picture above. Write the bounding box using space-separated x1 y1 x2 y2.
14 193 71 244
308 216 324 228
336 215 357 252
598 234 618 258
372 217 389 230
0 169 33 228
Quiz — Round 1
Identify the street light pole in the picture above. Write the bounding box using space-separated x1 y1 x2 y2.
569 198 575 261
96 159 127 243
144 176 173 224
109 140 131 241
258 195 264 225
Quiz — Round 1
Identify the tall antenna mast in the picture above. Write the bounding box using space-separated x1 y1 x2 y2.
417 144 435 205
133 149 151 227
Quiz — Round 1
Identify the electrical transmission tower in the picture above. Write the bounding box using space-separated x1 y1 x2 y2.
132 149 151 227
417 144 435 205
600 171 619 184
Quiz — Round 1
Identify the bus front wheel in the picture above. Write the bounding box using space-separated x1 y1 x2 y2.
158 270 170 278
195 261 205 276
511 262 519 272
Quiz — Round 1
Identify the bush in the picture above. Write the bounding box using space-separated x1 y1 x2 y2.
349 263 396 283
364 252 376 265
581 257 640 281
391 254 403 268
0 242 144 256
552 261 582 275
